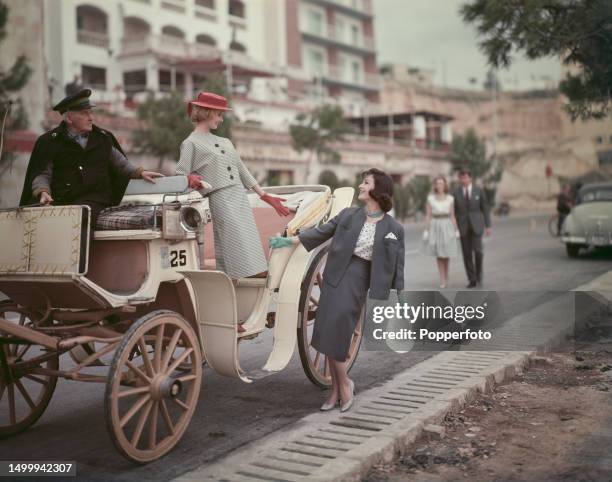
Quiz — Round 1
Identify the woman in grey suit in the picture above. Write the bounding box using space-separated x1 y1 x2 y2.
270 168 405 412
176 92 291 280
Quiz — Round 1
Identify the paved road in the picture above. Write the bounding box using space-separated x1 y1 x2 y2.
1 213 610 481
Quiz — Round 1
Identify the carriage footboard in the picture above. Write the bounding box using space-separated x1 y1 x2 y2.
179 270 252 383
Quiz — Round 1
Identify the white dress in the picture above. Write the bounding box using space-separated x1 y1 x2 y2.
422 194 458 258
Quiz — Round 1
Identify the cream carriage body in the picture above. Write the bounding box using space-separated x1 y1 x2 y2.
0 177 357 462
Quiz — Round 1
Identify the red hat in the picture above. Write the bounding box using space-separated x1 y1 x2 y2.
187 91 232 116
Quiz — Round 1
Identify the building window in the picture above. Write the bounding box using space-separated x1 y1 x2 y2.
307 9 324 36
307 49 325 76
229 0 245 18
351 24 359 45
196 34 216 46
76 5 109 48
123 70 147 100
352 61 361 83
335 18 345 42
82 65 107 90
159 69 186 92
230 41 247 53
195 0 214 8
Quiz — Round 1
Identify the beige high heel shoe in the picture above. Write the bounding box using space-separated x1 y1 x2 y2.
340 380 355 413
320 399 339 411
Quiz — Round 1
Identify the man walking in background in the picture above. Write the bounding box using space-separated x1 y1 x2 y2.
453 169 491 288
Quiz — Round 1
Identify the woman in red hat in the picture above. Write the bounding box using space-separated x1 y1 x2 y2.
176 92 291 280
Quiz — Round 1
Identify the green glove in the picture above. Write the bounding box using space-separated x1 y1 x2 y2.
269 236 294 249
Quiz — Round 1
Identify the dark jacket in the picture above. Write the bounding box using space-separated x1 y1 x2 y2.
19 122 128 207
299 206 405 300
452 185 491 236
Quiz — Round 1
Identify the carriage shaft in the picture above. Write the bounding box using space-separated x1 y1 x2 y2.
0 317 58 350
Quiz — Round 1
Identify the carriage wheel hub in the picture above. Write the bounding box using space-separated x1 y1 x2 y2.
151 375 182 400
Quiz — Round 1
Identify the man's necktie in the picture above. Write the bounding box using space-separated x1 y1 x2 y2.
464 188 469 202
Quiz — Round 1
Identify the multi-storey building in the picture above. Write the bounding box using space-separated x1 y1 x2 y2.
43 0 379 118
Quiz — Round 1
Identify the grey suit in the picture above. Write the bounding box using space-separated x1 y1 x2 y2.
299 206 405 300
453 185 491 284
298 206 405 360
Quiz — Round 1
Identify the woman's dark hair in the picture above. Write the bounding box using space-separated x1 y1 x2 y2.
362 168 394 212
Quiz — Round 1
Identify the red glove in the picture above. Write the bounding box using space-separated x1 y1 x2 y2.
187 174 205 190
260 193 291 217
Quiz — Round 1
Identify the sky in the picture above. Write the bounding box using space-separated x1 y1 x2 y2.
372 0 562 91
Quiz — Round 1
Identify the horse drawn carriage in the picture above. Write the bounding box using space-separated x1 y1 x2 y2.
0 177 361 462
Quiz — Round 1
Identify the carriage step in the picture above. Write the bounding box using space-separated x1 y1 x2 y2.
246 369 279 381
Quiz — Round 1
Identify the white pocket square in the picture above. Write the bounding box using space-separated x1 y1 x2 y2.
385 232 398 240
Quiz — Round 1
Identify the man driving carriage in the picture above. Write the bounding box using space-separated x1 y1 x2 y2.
19 89 162 226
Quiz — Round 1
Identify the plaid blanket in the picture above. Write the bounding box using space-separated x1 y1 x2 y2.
96 204 161 231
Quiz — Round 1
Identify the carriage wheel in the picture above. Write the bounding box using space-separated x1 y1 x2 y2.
0 302 58 437
297 249 364 389
105 310 202 463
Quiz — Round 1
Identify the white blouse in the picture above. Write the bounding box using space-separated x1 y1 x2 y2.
427 194 454 216
353 222 377 260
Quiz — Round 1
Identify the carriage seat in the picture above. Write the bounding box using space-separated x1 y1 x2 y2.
95 176 199 231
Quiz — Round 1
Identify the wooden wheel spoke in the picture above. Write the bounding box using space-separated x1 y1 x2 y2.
313 352 321 369
176 374 197 383
154 324 165 373
171 397 190 411
7 383 16 425
166 348 193 375
309 295 319 307
323 357 330 377
14 379 36 411
130 400 153 447
118 386 150 399
148 401 159 450
161 330 182 371
119 393 151 428
316 272 323 286
137 338 154 377
160 400 175 435
16 344 33 361
23 374 48 386
125 360 151 384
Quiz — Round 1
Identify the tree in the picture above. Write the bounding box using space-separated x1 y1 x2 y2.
290 104 354 183
132 92 193 171
449 128 492 180
406 176 431 216
195 72 233 141
461 0 612 120
0 0 32 176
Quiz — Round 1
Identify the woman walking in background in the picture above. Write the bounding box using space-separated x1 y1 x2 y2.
269 168 405 412
176 91 291 280
422 175 459 288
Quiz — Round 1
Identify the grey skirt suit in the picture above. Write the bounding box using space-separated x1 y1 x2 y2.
299 207 405 361
176 132 267 278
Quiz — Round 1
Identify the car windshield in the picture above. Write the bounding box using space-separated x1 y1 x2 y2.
578 187 612 203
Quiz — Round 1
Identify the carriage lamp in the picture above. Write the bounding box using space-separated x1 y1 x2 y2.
179 206 202 231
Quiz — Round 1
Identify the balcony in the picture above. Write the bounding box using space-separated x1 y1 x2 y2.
301 23 375 55
302 0 373 19
120 34 219 60
323 65 379 92
77 29 110 48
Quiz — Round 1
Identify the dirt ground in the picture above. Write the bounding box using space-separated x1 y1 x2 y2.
366 339 612 482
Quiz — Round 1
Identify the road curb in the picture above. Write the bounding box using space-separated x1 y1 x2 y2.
173 273 611 482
